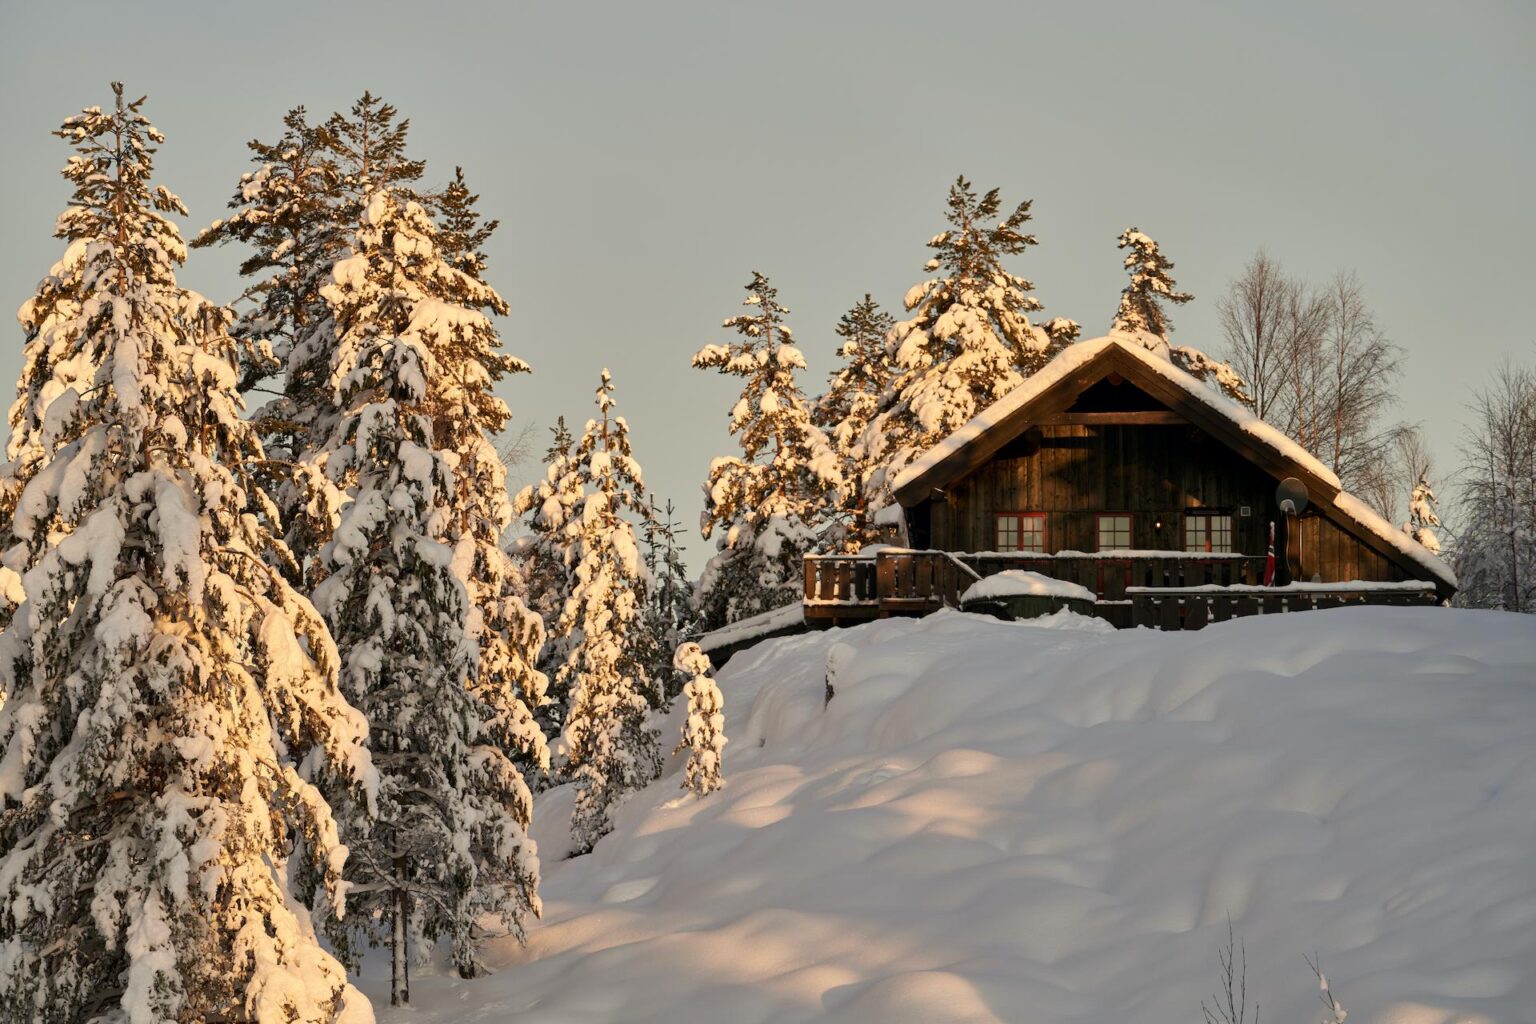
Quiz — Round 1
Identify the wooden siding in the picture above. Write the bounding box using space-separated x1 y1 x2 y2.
922 422 1420 586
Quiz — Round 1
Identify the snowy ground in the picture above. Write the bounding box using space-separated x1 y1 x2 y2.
364 607 1536 1024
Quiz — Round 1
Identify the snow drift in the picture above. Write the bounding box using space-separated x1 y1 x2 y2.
367 608 1536 1024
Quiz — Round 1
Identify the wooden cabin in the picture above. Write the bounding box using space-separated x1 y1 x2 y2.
803 334 1455 631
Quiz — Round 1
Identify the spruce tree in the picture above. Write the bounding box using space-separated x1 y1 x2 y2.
0 240 93 624
1110 227 1253 405
0 83 374 1024
673 642 726 797
815 294 896 551
862 177 1065 520
512 416 582 719
694 272 843 629
555 370 662 854
1407 472 1442 555
1111 227 1193 339
311 188 539 999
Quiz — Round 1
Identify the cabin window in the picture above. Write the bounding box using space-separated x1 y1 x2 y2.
1097 513 1132 551
995 513 1045 553
1184 512 1234 553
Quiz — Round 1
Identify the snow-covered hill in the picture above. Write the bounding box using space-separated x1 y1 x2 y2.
367 608 1536 1024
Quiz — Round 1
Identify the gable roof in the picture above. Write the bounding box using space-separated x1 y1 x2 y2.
891 333 1456 592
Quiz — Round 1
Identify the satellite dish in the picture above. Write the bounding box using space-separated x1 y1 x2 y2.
1276 477 1309 515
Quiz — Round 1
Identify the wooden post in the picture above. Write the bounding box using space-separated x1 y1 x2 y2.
1159 597 1182 631
1211 596 1233 622
1185 599 1210 630
876 554 896 611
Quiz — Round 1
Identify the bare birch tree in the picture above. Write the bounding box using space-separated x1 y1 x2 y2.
1219 255 1403 496
1452 361 1536 612
1217 251 1299 421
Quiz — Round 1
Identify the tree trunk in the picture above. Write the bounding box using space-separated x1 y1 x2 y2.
392 858 409 1006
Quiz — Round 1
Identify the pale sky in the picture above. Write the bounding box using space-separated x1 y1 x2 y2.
1 1 1532 567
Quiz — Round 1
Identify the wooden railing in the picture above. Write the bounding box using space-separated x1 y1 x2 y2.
803 550 1437 630
958 553 1268 601
805 549 981 613
803 554 880 606
1128 583 1440 630
876 549 981 612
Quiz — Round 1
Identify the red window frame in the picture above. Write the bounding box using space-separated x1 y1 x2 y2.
1095 512 1133 552
994 512 1046 554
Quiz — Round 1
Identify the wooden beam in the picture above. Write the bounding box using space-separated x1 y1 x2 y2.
1034 411 1187 426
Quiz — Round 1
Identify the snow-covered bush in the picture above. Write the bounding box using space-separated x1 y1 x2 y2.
673 642 726 796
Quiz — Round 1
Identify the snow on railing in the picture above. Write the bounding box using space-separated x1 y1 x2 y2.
1129 580 1440 630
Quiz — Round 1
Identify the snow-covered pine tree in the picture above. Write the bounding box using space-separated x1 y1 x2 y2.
694 272 843 629
862 178 1067 522
0 83 374 1024
311 188 540 998
0 237 93 624
1110 227 1253 406
1406 473 1442 555
192 105 343 434
1111 227 1192 338
191 107 349 577
432 166 499 278
636 495 694 703
406 166 550 774
815 294 896 551
672 642 725 797
512 416 582 720
555 370 662 854
325 92 427 229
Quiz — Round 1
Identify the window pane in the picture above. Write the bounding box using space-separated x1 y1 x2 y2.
1098 514 1130 551
1020 516 1044 553
1210 515 1233 553
996 516 1018 552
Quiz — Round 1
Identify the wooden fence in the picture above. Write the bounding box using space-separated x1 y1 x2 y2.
1128 584 1440 630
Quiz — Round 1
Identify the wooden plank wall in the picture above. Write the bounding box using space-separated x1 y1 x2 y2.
926 423 1417 585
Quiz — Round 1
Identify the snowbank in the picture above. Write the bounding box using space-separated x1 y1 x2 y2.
961 569 1095 604
367 608 1536 1024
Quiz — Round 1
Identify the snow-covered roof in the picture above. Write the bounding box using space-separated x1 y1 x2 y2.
962 570 1096 604
891 333 1456 591
697 601 805 654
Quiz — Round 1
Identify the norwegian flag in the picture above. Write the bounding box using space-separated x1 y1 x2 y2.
1264 521 1277 586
